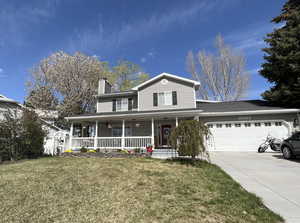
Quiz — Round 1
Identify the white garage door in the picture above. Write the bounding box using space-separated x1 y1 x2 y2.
207 120 290 151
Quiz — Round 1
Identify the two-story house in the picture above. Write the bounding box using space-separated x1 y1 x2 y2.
65 73 300 152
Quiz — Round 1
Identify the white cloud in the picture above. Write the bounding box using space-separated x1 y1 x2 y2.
0 68 3 73
0 1 59 47
140 57 147 63
223 23 281 51
147 51 155 58
68 1 223 53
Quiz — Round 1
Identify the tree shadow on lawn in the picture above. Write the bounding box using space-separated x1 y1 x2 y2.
163 157 211 168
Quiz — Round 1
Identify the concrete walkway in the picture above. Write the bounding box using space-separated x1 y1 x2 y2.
210 152 300 223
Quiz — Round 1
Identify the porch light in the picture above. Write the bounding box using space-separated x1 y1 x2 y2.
106 122 112 128
135 123 140 127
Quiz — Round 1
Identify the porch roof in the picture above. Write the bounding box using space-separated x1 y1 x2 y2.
65 108 203 121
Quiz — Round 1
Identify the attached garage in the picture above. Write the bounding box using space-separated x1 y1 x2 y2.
197 100 300 152
206 120 290 151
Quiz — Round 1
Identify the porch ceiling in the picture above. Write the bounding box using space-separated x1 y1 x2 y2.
65 108 203 121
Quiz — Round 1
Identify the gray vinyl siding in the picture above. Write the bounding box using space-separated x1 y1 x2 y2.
138 77 196 111
97 98 113 113
97 95 138 113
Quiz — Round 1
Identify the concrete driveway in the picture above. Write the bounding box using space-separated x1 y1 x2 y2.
210 152 300 223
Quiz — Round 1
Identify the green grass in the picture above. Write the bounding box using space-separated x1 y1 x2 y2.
0 157 283 223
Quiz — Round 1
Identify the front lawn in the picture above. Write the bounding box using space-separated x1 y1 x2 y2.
0 157 282 222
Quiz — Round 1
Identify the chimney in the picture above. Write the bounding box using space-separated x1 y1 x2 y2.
98 78 112 95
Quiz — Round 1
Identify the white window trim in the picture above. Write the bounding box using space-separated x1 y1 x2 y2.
157 91 173 106
116 98 128 112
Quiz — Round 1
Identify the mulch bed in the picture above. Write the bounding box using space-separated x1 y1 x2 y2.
60 151 151 158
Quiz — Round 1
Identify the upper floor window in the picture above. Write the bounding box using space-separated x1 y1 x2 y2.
113 98 133 112
116 98 128 111
153 91 177 106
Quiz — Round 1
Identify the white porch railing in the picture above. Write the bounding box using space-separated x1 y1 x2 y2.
125 137 152 148
72 137 94 148
97 137 122 148
70 136 152 149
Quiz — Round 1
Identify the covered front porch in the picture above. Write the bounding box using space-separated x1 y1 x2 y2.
67 111 201 150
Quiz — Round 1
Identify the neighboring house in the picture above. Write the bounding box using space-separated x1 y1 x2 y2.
65 72 300 152
0 94 67 155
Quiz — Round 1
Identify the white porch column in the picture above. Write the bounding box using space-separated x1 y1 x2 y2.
69 122 74 150
151 118 155 149
175 117 178 127
122 120 125 148
94 121 98 150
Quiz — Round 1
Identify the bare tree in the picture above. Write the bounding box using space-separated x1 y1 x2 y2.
27 51 108 117
187 35 250 101
27 51 149 128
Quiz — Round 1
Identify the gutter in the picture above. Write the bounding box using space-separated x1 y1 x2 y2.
198 109 300 117
65 109 203 121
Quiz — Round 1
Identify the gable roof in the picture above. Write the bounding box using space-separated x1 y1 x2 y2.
132 72 200 90
0 94 18 104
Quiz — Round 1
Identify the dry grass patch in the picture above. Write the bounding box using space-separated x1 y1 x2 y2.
0 157 282 223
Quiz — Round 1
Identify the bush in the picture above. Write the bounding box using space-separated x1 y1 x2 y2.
21 111 46 158
134 148 141 154
0 110 46 161
169 120 210 160
80 147 88 153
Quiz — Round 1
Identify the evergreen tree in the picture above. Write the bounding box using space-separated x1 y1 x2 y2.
260 0 300 107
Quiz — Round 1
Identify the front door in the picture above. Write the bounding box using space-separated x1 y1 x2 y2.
161 125 172 146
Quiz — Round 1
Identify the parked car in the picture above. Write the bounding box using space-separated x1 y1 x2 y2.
281 131 300 159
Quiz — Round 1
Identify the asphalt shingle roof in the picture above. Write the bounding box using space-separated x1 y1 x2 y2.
196 100 294 112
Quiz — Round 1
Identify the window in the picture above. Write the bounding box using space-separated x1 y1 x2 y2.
235 123 241 127
114 98 128 111
154 91 177 106
112 127 122 137
216 124 222 128
158 92 172 105
207 124 213 128
275 122 282 126
255 123 261 127
264 122 271 126
225 124 232 128
112 127 132 137
292 132 300 140
244 123 251 127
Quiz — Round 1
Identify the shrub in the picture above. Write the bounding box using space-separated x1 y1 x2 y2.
80 147 88 153
88 149 96 153
169 120 210 160
0 110 46 161
21 111 46 158
134 148 141 154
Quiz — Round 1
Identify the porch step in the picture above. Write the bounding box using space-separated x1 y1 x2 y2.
151 149 178 159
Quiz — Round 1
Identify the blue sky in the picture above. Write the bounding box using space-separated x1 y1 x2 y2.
0 0 286 102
